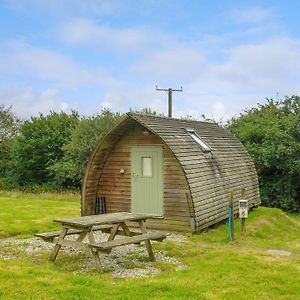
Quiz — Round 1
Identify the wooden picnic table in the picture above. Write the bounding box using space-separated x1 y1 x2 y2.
36 212 166 272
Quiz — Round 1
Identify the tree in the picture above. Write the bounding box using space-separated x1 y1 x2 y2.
130 107 164 116
50 109 123 187
12 111 79 187
228 96 300 212
0 106 21 188
0 105 21 141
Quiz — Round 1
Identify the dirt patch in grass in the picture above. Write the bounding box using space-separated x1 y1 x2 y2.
267 249 291 256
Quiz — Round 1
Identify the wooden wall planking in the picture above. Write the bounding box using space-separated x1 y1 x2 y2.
83 114 260 232
97 125 192 230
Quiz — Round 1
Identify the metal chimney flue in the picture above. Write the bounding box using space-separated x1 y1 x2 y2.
156 86 183 118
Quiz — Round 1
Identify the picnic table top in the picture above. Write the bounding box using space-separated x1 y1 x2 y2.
53 212 154 228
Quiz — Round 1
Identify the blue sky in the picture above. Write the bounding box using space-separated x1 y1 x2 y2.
1 0 300 120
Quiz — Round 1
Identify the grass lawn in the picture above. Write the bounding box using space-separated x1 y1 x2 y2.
0 191 299 300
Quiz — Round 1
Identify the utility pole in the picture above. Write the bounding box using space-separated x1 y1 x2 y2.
156 86 183 118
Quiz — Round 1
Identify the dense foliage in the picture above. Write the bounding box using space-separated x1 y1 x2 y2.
0 106 21 188
12 111 80 189
228 96 300 212
1 99 299 212
49 109 122 187
0 107 123 191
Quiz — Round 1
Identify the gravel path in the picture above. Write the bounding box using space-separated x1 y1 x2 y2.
0 231 188 278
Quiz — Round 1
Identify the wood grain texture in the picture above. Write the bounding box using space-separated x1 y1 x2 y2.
90 232 166 250
82 113 260 232
96 126 192 229
54 212 153 228
34 224 114 241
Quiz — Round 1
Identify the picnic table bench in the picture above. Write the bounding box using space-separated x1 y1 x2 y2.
90 231 166 250
35 212 166 272
34 224 114 242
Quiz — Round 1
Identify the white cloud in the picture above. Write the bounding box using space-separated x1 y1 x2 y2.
0 39 120 89
2 3 300 122
5 0 121 17
0 87 70 119
0 40 90 87
136 37 300 120
3 35 299 121
94 36 300 120
62 19 152 51
134 45 205 79
212 101 226 120
97 83 167 116
231 6 276 24
208 38 300 93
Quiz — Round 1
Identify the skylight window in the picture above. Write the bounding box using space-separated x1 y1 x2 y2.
185 128 211 153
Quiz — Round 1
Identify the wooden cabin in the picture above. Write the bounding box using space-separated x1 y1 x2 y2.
81 113 260 232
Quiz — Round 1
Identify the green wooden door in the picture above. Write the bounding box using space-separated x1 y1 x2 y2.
131 146 163 217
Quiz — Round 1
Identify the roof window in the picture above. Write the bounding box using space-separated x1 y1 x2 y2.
185 128 211 153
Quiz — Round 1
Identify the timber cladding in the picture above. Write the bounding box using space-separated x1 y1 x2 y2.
82 113 260 232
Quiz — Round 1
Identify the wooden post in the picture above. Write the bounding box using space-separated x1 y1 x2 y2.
228 191 234 241
241 219 246 237
168 88 172 118
155 86 182 118
241 188 246 238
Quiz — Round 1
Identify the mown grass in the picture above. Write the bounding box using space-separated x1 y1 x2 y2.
0 191 79 238
0 191 299 300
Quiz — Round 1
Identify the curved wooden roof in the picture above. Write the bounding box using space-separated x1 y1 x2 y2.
82 113 260 230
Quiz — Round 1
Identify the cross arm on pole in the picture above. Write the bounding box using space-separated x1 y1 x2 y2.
155 86 183 92
155 85 183 118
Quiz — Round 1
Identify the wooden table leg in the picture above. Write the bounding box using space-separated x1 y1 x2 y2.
105 223 120 254
87 230 102 273
108 223 119 241
50 227 68 262
138 220 155 261
120 222 132 236
76 230 87 242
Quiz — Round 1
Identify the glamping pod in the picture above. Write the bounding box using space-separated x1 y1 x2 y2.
81 113 260 232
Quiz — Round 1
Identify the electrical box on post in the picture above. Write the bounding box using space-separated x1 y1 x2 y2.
239 200 248 218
